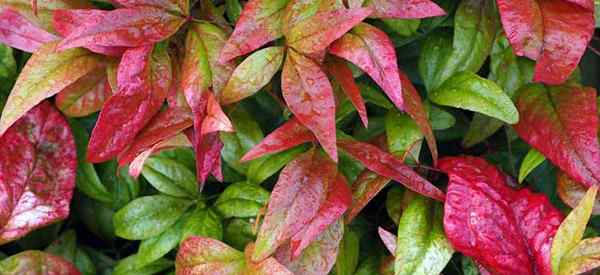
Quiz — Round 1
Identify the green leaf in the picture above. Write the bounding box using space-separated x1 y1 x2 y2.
552 185 598 274
418 0 497 91
385 187 404 225
45 230 95 275
142 157 198 198
461 256 480 275
428 104 455 130
113 255 172 275
135 212 189 269
98 161 141 210
518 148 546 183
75 194 116 242
382 19 420 37
224 219 256 251
215 182 270 219
394 194 454 275
181 207 223 241
246 145 306 184
225 0 242 22
113 195 193 240
220 107 264 174
333 228 360 275
429 71 519 124
69 119 112 204
221 46 285 104
385 109 422 160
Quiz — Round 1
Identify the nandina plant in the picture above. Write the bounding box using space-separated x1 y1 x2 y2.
0 0 599 274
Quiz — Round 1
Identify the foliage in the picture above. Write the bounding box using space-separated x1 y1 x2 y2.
0 0 599 274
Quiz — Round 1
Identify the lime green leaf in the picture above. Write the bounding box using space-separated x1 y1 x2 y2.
518 148 546 183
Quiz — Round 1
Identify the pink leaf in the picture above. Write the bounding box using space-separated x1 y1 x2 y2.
367 0 446 19
0 8 58 53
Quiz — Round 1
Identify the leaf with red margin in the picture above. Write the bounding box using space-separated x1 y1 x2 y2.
53 9 127 56
201 91 233 136
496 0 594 85
57 7 185 51
400 71 437 164
117 106 193 167
0 101 76 245
111 0 188 15
275 219 344 275
218 0 288 63
345 170 390 223
0 250 80 274
280 0 342 34
0 0 91 33
88 44 172 162
128 134 191 177
286 7 371 55
244 244 294 275
282 49 337 161
366 0 446 19
439 156 563 275
0 41 102 136
0 8 58 53
289 173 351 259
55 67 112 117
330 22 404 111
325 57 368 127
176 236 246 274
241 117 315 162
337 139 445 201
252 149 337 262
513 84 600 188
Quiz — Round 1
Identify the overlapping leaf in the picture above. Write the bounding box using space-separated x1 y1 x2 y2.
0 101 76 244
440 156 563 275
365 0 445 19
0 250 80 274
55 67 112 117
0 8 58 52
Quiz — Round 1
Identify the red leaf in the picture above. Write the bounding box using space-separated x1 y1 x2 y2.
325 57 368 127
187 130 224 185
289 173 351 259
176 236 246 274
201 91 233 135
378 227 397 256
57 7 185 51
513 84 600 188
565 0 594 10
329 22 404 111
337 139 445 201
241 117 315 162
0 8 58 53
366 0 446 19
282 49 337 161
55 67 113 117
439 156 563 275
496 0 594 85
218 0 287 63
111 0 188 15
286 7 371 54
344 170 390 223
53 9 126 56
88 45 172 162
0 250 80 274
400 71 437 164
0 101 76 244
117 106 193 166
252 149 337 262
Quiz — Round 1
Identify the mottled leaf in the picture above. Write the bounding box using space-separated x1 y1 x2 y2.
557 172 600 215
55 67 112 117
176 236 246 274
366 0 445 19
0 250 80 275
0 8 58 53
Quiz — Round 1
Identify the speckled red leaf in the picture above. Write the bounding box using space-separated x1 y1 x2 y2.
286 7 371 54
118 106 193 166
275 220 343 275
128 134 191 177
244 244 294 275
496 0 594 85
55 67 113 117
88 45 172 162
0 250 81 274
218 0 287 63
188 129 224 185
252 149 337 262
513 84 600 188
201 91 233 136
366 0 446 19
176 236 246 274
282 49 337 161
57 7 185 51
111 0 188 15
345 170 390 223
0 101 76 245
440 156 563 275
400 71 437 164
329 22 404 111
53 9 126 56
337 139 445 201
241 117 315 162
325 57 368 127
0 8 58 53
289 173 351 259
